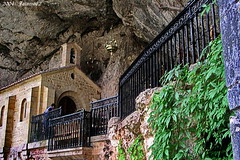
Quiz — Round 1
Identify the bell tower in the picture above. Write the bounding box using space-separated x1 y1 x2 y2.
61 42 82 67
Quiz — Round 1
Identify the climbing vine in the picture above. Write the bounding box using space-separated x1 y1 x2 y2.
118 140 126 160
127 135 145 160
118 135 145 160
148 35 233 159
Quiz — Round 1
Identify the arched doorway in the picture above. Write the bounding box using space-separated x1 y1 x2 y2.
58 96 77 115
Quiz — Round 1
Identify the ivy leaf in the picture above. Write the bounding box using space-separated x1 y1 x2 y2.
149 35 231 159
172 114 177 122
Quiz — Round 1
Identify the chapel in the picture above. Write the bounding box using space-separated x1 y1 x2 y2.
0 43 101 159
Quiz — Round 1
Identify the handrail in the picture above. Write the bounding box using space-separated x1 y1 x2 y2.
119 0 219 119
48 110 91 151
29 107 62 143
91 96 118 136
91 95 118 105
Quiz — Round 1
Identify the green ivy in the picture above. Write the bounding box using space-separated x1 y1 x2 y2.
118 140 126 160
148 35 232 159
201 0 217 16
118 135 145 160
127 135 145 160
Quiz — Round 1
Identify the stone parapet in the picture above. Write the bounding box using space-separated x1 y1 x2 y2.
26 135 110 160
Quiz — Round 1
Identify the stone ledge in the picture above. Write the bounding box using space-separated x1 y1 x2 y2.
91 135 109 142
47 147 92 159
28 140 48 149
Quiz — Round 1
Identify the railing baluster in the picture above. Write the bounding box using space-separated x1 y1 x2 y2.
170 37 174 69
186 24 190 64
177 30 181 65
190 18 196 63
158 48 162 78
147 60 150 88
201 14 206 53
152 53 156 87
29 107 61 143
90 96 118 136
211 3 217 39
195 15 201 60
167 40 171 70
47 110 91 151
161 45 165 75
136 70 140 99
182 27 186 65
173 35 177 66
206 12 211 43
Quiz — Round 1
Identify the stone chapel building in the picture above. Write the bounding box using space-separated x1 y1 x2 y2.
0 43 101 159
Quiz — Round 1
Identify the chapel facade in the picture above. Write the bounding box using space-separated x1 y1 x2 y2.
0 43 102 159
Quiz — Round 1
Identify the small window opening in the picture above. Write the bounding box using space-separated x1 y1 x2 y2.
0 106 5 127
71 73 75 79
20 99 27 122
70 48 75 64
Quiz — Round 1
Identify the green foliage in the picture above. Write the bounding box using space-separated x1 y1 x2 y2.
148 35 232 160
127 135 145 160
118 140 126 160
201 0 217 16
118 135 145 160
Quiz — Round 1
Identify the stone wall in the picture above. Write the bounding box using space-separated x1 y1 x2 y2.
0 76 41 147
26 135 110 160
42 67 101 111
108 87 161 160
0 98 9 150
0 76 42 159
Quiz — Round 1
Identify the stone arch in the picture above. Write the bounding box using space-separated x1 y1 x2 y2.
58 96 76 115
57 91 85 114
20 99 27 122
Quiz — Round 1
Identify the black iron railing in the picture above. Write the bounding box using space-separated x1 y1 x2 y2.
91 96 118 136
48 110 91 151
119 0 220 119
29 108 62 143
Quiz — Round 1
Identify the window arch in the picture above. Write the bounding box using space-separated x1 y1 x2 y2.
0 106 5 127
20 99 27 122
70 48 75 64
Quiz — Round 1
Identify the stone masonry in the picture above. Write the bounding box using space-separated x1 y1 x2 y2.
0 43 101 159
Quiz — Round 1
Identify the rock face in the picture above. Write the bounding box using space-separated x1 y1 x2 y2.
108 87 161 160
113 0 188 42
218 0 240 159
0 0 188 97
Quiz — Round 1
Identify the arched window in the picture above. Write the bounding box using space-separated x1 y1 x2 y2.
0 106 5 127
20 99 27 122
70 48 75 64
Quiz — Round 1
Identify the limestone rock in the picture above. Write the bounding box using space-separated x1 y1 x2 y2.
108 117 121 148
108 87 162 160
112 0 189 42
0 0 188 97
